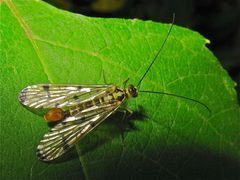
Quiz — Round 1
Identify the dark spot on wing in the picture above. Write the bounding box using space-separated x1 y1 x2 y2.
61 135 70 151
94 98 100 105
43 85 50 97
43 85 50 91
77 86 82 90
61 134 67 142
90 122 96 127
85 101 93 108
76 104 83 113
101 97 105 103
81 115 86 121
61 121 67 126
19 88 28 103
63 143 70 151
70 109 78 116
55 103 60 107
19 94 26 103
36 148 47 161
64 110 70 117
73 95 79 100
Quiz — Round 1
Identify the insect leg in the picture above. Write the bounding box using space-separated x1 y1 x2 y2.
121 78 130 89
116 107 133 142
102 69 107 84
117 107 133 117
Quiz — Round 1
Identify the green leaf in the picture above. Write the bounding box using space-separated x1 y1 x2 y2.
1 0 239 179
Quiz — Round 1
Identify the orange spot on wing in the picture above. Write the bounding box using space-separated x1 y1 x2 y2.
44 108 65 122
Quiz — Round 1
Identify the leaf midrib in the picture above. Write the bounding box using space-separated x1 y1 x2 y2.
5 0 53 83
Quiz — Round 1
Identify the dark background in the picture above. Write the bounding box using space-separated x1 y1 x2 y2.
44 0 240 100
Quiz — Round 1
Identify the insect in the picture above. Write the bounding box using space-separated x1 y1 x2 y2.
18 15 210 161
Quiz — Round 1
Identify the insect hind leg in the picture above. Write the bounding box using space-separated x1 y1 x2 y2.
118 107 133 119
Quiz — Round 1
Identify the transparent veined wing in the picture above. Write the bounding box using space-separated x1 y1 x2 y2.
19 84 114 109
36 101 122 161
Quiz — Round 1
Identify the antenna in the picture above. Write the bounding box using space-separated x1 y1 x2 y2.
139 90 211 113
137 13 175 88
135 14 211 114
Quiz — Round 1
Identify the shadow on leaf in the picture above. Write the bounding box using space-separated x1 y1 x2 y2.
44 106 240 180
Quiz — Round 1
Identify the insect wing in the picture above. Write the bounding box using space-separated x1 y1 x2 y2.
36 103 121 161
19 84 113 109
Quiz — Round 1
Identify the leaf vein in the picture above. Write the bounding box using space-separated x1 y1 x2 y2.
5 0 53 83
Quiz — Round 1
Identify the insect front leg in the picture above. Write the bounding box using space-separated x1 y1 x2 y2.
116 107 133 142
121 78 130 89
